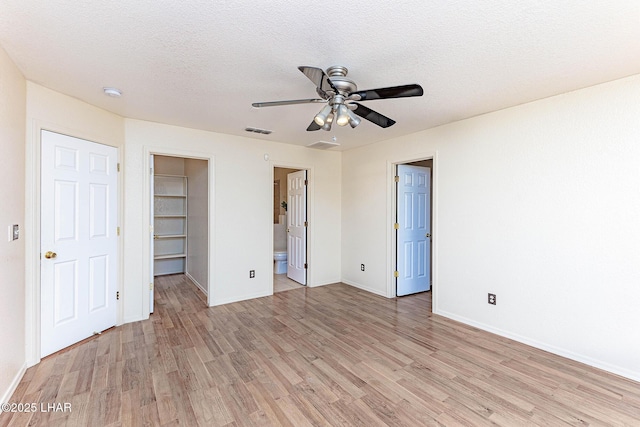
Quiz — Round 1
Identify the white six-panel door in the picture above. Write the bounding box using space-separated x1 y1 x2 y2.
396 164 431 296
287 170 307 285
40 130 118 357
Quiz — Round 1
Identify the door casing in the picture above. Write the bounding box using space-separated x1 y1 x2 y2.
386 153 438 311
25 125 124 367
143 147 214 309
271 163 314 290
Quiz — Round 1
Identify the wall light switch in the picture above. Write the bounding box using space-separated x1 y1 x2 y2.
12 224 19 241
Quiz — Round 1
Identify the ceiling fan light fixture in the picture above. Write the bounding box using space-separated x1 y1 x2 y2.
321 113 334 131
336 104 350 126
348 109 361 128
314 104 333 126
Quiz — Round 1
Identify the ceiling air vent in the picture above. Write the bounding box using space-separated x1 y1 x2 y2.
307 140 340 150
245 127 272 135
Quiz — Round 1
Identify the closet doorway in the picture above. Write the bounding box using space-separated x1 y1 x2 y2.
150 155 209 311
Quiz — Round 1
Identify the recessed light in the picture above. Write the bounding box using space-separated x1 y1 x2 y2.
103 87 122 98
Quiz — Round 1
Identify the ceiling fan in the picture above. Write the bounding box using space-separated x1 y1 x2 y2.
252 66 423 131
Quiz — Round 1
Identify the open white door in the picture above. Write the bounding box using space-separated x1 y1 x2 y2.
149 154 154 313
396 164 431 296
40 130 118 357
287 170 307 285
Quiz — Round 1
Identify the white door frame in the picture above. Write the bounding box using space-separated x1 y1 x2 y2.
25 124 124 367
142 146 214 309
271 162 314 290
386 152 439 311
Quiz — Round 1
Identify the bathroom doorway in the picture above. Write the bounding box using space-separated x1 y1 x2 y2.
273 167 307 292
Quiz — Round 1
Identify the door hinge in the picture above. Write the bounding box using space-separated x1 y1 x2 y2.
304 263 308 269
394 175 399 183
150 167 153 175
304 221 308 227
394 223 399 230
117 226 120 236
394 271 399 278
117 163 121 172
116 291 120 300
149 283 154 291
304 179 308 186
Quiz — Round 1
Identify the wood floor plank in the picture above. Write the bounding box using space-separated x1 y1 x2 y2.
2 274 639 426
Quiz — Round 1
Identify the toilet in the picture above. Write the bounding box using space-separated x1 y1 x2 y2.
274 250 287 274
273 217 288 274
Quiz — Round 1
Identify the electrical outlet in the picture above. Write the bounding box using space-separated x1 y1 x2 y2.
249 270 255 278
488 293 496 305
361 264 365 271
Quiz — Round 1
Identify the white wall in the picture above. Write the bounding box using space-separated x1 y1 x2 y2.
123 119 341 321
184 158 209 291
0 46 26 403
342 74 640 381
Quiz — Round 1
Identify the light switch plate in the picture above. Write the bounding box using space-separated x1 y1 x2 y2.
11 224 19 241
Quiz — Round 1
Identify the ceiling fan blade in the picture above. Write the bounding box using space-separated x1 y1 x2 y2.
351 103 396 128
298 66 337 96
350 84 423 101
252 98 325 108
306 120 321 131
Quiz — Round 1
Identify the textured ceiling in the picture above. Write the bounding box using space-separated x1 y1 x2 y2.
1 1 639 151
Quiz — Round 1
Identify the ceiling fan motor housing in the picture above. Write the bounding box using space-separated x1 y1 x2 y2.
326 65 357 94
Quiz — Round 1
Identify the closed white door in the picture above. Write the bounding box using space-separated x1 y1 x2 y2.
40 130 118 357
287 170 307 285
396 164 431 296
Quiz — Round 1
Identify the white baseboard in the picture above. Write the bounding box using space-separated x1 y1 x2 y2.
1 362 27 404
308 279 341 288
341 279 389 297
185 272 207 295
212 290 273 306
436 309 640 383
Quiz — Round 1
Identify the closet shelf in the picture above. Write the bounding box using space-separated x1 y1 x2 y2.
154 253 187 260
154 174 188 276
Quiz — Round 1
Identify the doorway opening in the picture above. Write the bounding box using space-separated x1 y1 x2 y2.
273 167 307 293
394 159 433 297
150 154 209 310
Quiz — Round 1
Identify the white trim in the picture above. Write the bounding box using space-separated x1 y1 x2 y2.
25 121 123 366
437 310 640 383
386 152 438 305
186 272 207 295
213 290 273 306
270 162 314 290
0 362 27 404
143 146 215 309
341 279 388 297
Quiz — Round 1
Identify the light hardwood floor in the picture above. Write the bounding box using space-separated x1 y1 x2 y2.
2 275 639 426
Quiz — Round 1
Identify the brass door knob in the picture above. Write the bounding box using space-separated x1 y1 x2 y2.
44 251 57 259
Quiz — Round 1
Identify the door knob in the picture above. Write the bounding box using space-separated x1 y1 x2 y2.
426 233 431 238
44 251 57 259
